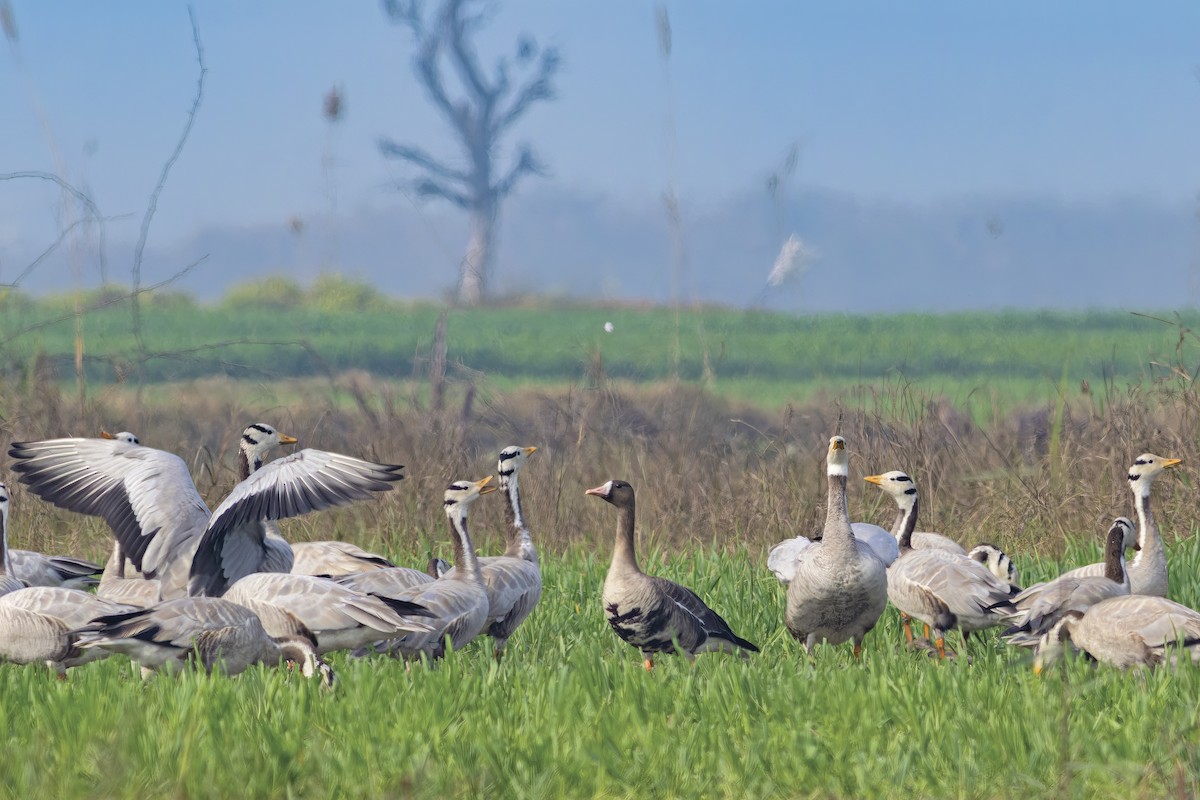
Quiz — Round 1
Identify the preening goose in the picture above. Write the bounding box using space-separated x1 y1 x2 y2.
864 471 966 556
876 469 1016 658
373 478 497 661
0 587 136 675
442 445 542 661
966 543 1021 590
221 571 436 654
7 424 404 600
78 596 335 685
289 541 397 577
1033 594 1200 672
1003 518 1131 647
784 437 888 657
0 484 29 596
588 479 758 670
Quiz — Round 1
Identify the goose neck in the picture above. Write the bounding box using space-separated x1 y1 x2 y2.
447 508 482 583
610 500 640 574
895 495 920 552
502 476 532 550
237 448 263 481
1104 531 1128 585
1130 485 1163 569
0 505 9 577
822 473 856 553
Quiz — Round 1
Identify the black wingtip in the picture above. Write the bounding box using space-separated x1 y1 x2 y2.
733 635 760 653
370 593 436 619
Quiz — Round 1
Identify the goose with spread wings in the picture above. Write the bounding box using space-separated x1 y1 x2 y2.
7 423 404 600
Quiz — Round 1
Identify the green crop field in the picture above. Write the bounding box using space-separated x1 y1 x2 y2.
4 536 1200 799
2 284 1199 414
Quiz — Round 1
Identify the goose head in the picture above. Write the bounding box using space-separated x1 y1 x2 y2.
498 445 537 482
100 430 140 445
967 543 1020 587
1109 517 1139 552
826 436 848 477
275 634 337 689
1127 453 1181 497
585 479 635 508
238 423 298 475
864 470 918 508
1032 609 1084 675
443 476 496 520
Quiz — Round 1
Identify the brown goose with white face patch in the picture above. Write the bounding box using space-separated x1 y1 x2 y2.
784 437 889 657
587 479 758 670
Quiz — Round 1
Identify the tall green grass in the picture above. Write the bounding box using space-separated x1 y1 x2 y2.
3 538 1199 799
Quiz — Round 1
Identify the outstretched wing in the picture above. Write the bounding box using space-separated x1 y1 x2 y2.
7 438 210 577
188 449 403 597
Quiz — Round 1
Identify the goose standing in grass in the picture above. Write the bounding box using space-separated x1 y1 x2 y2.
1119 453 1180 597
875 469 1016 658
0 484 29 596
588 479 758 669
7 424 404 600
442 445 542 661
78 596 335 685
1033 594 1200 672
374 478 497 661
784 437 888 658
0 587 136 675
1003 518 1132 647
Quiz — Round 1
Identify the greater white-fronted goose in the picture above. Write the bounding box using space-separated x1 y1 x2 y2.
0 484 29 596
1003 518 1131 647
768 521 898 585
7 424 403 599
864 471 966 556
1033 594 1200 672
784 437 888 658
79 596 335 685
0 586 136 675
874 468 1015 658
374 478 497 661
587 479 758 670
442 445 542 661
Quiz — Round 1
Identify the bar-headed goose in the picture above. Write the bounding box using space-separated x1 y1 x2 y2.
1120 453 1180 597
1033 594 1200 672
784 437 888 657
79 596 335 685
441 445 542 661
1003 518 1131 647
0 586 137 675
966 543 1021 590
864 471 966 556
0 484 28 596
875 468 1016 658
587 479 758 670
374 477 497 661
7 424 403 599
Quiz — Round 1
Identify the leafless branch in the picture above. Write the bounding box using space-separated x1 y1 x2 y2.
493 46 559 135
378 139 469 183
412 178 471 208
382 0 425 37
130 6 206 364
443 0 498 107
0 171 99 215
494 144 545 198
2 214 130 288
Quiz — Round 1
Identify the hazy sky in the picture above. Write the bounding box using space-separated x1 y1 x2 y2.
3 2 1200 304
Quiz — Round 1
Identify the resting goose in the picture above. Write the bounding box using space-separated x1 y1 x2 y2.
7 424 403 599
78 596 335 685
1033 594 1200 672
876 469 1016 658
966 543 1021 590
442 445 543 661
588 479 758 670
375 478 497 661
1003 518 1131 647
0 484 29 596
221 571 435 654
784 437 888 657
289 541 397 577
0 587 136 675
864 471 966 556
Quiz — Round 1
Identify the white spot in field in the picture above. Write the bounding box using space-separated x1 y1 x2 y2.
604 322 614 333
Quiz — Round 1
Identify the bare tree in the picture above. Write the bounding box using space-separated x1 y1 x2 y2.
381 0 560 305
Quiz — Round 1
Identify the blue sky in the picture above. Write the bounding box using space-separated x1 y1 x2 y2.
3 2 1200 306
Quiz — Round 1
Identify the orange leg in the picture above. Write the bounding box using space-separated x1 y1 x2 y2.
923 624 932 640
643 657 654 671
900 613 914 644
853 641 863 660
934 636 947 660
